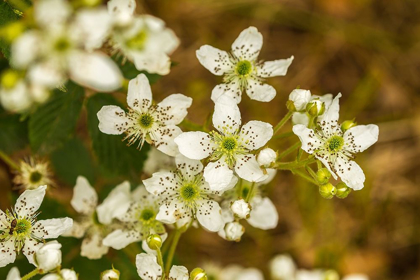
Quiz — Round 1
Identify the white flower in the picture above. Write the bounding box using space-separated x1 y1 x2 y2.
64 176 131 259
103 186 164 250
270 254 297 280
342 275 369 280
296 270 326 280
40 269 78 280
196 26 293 103
101 268 120 280
35 241 62 272
292 93 379 190
143 155 225 232
13 158 53 191
136 253 188 280
175 95 272 191
220 265 264 280
292 93 333 127
97 74 192 156
0 186 73 267
230 199 251 219
108 9 180 75
6 267 20 280
289 89 311 111
223 222 244 242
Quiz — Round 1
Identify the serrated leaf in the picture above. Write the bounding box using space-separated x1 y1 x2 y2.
86 93 149 179
111 54 161 83
0 112 28 153
29 82 84 154
50 137 95 186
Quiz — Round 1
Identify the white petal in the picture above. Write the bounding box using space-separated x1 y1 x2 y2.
22 238 43 265
156 200 184 224
34 218 73 239
292 112 309 126
136 253 161 280
196 200 224 232
27 62 65 88
319 93 341 137
40 274 61 280
107 0 136 24
103 229 142 250
234 154 267 182
6 267 20 280
11 31 42 69
34 0 71 27
292 124 322 154
213 94 241 133
270 254 297 280
248 197 278 230
257 148 277 166
97 105 129 135
71 176 97 215
132 52 172 76
196 45 234 76
211 81 242 104
81 232 109 259
61 220 88 238
0 239 16 267
96 181 131 225
334 158 365 191
174 131 214 160
344 124 379 153
143 147 175 175
246 79 276 102
203 159 236 192
239 121 273 150
60 269 77 280
143 171 177 196
231 26 263 61
175 154 203 178
257 56 294 77
15 185 46 217
289 89 311 111
127 73 153 111
69 51 123 92
156 94 192 125
169 265 189 280
152 125 183 157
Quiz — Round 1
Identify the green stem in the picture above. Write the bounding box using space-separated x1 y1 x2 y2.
305 165 318 181
272 156 315 170
245 182 255 203
292 169 318 185
273 111 293 135
277 142 300 160
0 150 19 170
165 229 183 274
180 119 203 131
21 269 40 280
156 248 165 279
272 131 294 140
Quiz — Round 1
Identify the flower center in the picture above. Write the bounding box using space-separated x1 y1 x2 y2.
126 30 148 50
29 171 42 184
12 218 32 236
138 114 154 129
328 135 344 152
140 209 155 222
54 37 71 52
222 137 237 151
181 184 198 200
235 60 252 76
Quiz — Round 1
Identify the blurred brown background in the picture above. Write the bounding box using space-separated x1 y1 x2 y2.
143 0 420 279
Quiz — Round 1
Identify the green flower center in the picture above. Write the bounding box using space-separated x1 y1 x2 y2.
54 38 71 52
140 209 155 222
14 219 31 236
181 184 198 200
328 135 344 152
235 60 252 76
139 114 154 129
126 30 148 50
29 171 42 184
222 137 237 151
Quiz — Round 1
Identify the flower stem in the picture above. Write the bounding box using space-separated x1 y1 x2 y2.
245 182 256 203
0 150 20 171
21 269 40 280
277 142 301 160
292 169 318 185
156 248 165 279
165 229 183 274
271 156 315 170
273 111 293 135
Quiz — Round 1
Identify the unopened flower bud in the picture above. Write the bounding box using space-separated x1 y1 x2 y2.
324 270 340 280
306 99 325 117
257 148 277 166
319 183 336 199
341 120 357 132
231 199 251 219
316 168 331 185
101 267 120 280
61 269 78 280
335 182 351 199
146 234 162 250
224 222 245 242
189 267 207 280
288 89 311 111
35 241 62 272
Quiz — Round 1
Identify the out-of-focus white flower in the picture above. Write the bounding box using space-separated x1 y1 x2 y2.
136 253 188 280
257 148 277 167
6 267 20 280
40 269 78 280
175 95 272 191
293 93 379 190
342 275 369 280
97 74 192 156
223 221 244 241
230 199 251 219
13 158 53 191
270 254 297 280
289 89 311 111
220 265 264 280
197 26 293 103
35 241 62 272
0 186 73 267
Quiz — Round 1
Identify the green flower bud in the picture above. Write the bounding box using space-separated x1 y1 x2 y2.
190 268 207 280
319 183 336 199
306 100 325 117
324 270 340 280
335 182 351 199
341 120 357 132
316 168 331 185
146 234 162 250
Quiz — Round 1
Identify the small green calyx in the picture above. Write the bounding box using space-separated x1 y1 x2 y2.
235 60 252 76
139 114 154 129
222 137 237 151
335 182 351 199
126 30 148 50
341 120 357 132
140 209 155 222
327 135 344 152
29 171 43 184
189 267 207 280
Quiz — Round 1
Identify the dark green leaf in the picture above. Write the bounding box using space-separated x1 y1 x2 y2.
0 112 28 153
86 93 149 179
29 82 84 154
111 54 161 83
0 2 20 59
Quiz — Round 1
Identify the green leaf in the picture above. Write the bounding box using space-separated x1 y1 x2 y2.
0 112 28 153
86 93 149 179
0 2 20 60
29 82 84 154
50 137 96 186
111 54 161 83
